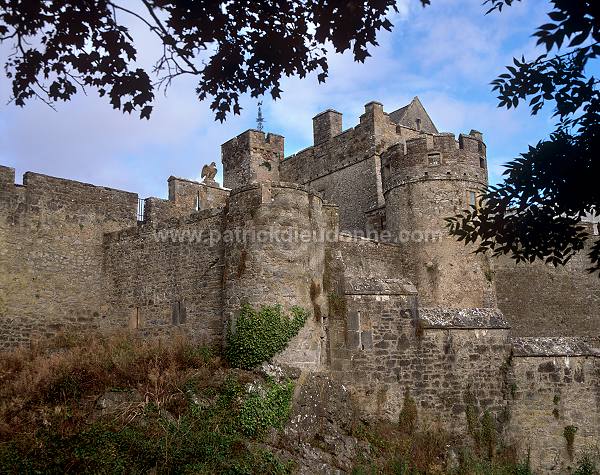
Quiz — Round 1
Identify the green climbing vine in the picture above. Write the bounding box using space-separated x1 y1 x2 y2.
225 305 308 369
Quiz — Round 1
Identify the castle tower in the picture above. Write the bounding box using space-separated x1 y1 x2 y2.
383 131 497 308
221 130 328 369
221 129 283 190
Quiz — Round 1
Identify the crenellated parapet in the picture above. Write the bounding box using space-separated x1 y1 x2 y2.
383 131 487 194
0 165 15 189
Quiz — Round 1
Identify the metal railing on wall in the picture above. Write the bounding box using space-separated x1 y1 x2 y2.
137 198 146 222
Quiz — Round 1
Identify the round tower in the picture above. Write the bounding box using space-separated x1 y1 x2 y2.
221 130 327 369
383 131 496 308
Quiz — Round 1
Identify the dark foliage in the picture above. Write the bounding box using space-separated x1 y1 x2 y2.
0 0 408 120
445 0 600 274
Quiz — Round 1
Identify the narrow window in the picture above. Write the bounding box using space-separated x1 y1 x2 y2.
129 307 140 329
416 118 422 131
383 163 391 181
172 301 186 325
468 191 477 208
172 302 179 325
479 156 485 168
195 191 201 211
357 311 362 350
179 300 187 324
428 152 441 166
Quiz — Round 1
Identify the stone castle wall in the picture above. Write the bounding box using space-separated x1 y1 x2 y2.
508 338 600 472
223 182 329 368
143 176 229 223
495 224 600 339
0 167 138 349
221 130 284 190
280 102 422 232
323 236 510 426
103 208 226 344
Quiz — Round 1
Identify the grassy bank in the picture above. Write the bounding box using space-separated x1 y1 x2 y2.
0 333 597 474
0 333 292 474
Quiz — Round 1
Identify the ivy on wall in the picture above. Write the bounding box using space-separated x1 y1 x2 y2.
225 305 308 369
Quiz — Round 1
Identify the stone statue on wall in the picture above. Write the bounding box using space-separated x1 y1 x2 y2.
201 162 218 185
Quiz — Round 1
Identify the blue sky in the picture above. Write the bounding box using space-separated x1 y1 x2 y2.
0 0 558 199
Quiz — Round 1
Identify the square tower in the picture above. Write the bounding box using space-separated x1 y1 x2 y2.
221 130 284 190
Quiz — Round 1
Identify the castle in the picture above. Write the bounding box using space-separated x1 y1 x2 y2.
1 98 599 471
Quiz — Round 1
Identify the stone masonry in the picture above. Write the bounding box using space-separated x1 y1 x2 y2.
1 98 599 472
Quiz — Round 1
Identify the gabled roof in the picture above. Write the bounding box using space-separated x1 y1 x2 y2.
389 96 438 133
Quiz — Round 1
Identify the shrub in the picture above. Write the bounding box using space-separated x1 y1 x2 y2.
398 390 418 434
573 451 599 475
238 379 295 437
564 425 578 459
0 356 292 474
225 305 308 369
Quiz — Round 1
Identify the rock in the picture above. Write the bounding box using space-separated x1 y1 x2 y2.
95 389 144 415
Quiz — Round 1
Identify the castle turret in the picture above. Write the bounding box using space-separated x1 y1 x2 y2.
221 131 328 369
383 131 495 308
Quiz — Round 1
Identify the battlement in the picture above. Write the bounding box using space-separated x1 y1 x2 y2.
403 131 485 155
432 133 458 151
222 129 284 156
0 165 16 202
140 176 229 223
405 135 432 154
384 129 487 187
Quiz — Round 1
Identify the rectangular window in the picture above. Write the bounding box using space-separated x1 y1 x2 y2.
129 307 141 329
172 302 179 325
179 300 187 324
172 301 187 325
383 163 391 181
428 152 441 166
468 191 477 208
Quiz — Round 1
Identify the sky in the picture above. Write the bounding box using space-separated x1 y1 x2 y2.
0 0 559 199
